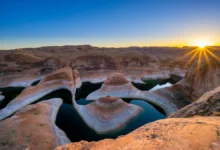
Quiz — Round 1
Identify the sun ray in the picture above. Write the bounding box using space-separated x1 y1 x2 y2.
180 48 199 60
195 48 203 77
184 49 200 68
205 48 220 62
203 49 211 67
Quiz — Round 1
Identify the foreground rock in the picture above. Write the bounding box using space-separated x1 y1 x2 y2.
55 117 220 150
86 73 142 100
75 96 142 134
0 67 79 121
170 86 220 118
0 99 70 150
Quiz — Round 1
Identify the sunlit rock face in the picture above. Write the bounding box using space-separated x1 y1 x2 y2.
170 86 220 118
75 96 142 134
0 67 80 121
179 59 220 101
86 73 142 100
0 98 70 150
55 117 220 150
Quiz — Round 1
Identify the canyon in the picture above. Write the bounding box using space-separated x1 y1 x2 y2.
0 45 219 150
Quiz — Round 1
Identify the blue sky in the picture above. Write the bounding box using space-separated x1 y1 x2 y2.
1 0 220 49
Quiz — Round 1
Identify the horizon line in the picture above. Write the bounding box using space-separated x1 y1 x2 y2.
1 44 220 51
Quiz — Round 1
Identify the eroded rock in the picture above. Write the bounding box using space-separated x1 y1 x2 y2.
0 98 70 150
5 51 42 65
75 96 142 134
40 67 74 83
86 72 179 116
170 86 220 118
169 68 186 83
178 59 220 101
0 67 80 121
55 117 220 150
86 73 142 100
43 57 61 71
8 75 44 87
141 71 170 85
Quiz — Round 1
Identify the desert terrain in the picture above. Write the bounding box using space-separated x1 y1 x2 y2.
0 45 219 150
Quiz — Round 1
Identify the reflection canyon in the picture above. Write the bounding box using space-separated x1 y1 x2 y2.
0 46 219 150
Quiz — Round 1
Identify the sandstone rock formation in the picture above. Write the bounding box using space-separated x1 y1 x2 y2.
170 86 220 118
40 67 74 83
141 71 171 85
55 117 220 150
0 67 80 121
72 55 116 70
86 72 181 116
86 73 142 100
4 51 42 65
138 90 179 116
4 67 81 89
0 46 219 150
42 57 61 71
169 68 186 83
1 45 207 86
7 75 44 88
79 69 147 84
0 98 70 150
75 96 142 134
178 59 220 101
72 69 82 88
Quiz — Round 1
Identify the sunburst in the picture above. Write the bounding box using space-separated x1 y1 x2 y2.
181 46 220 76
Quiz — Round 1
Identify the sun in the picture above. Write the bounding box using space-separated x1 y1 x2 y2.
199 43 205 48
181 40 219 69
194 39 211 48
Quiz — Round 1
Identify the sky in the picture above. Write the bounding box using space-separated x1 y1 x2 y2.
1 0 220 49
